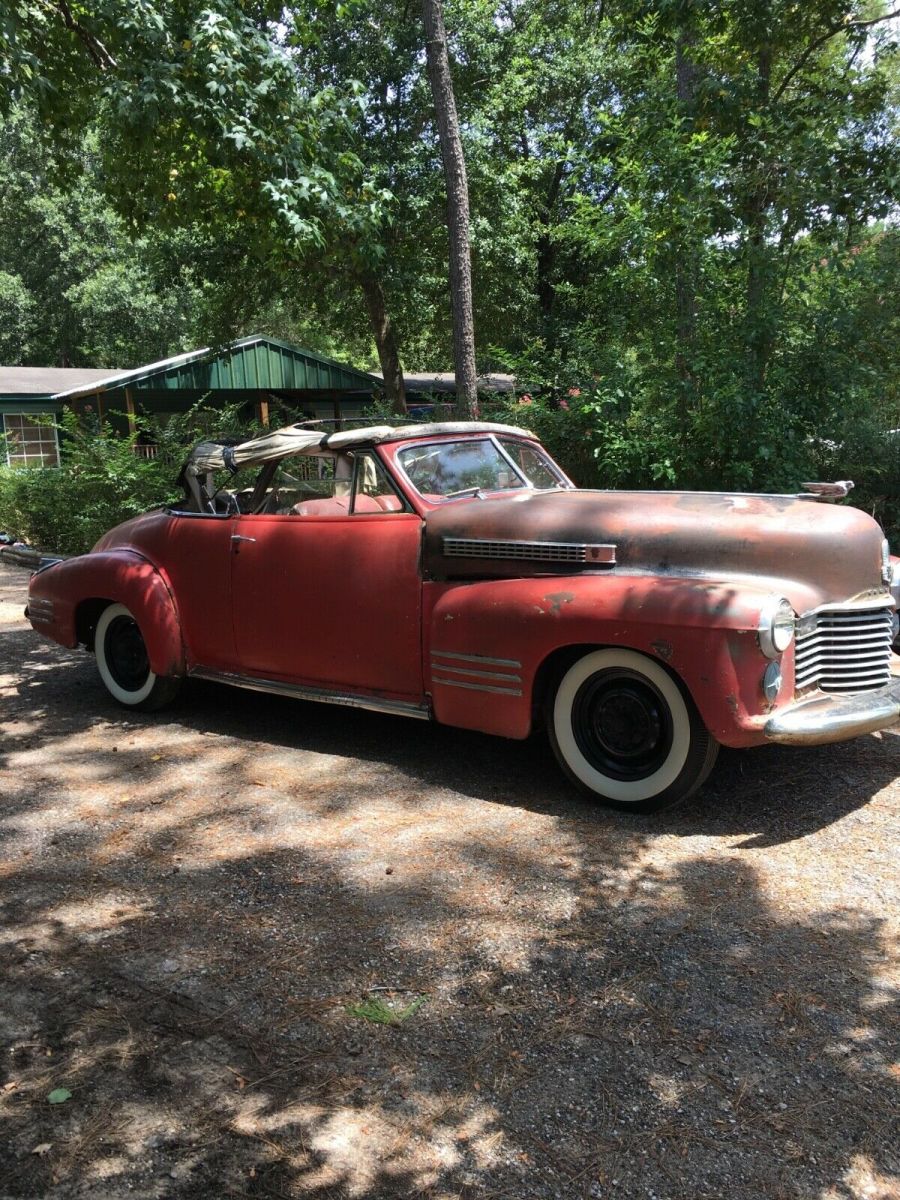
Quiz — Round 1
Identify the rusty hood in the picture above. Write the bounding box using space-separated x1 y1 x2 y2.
422 488 889 604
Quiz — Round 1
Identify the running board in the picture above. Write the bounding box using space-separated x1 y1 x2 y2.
189 668 432 721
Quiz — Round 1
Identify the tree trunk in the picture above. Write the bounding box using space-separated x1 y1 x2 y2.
744 42 774 395
422 0 478 418
536 159 566 350
674 26 697 425
358 270 407 416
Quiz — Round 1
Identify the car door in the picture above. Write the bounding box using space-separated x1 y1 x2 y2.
154 511 238 671
229 451 424 699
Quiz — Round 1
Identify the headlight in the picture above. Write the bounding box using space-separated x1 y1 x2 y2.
759 597 795 658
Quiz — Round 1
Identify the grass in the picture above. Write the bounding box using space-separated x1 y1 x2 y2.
346 995 427 1027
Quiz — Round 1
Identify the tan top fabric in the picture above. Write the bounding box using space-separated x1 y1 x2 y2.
185 421 535 475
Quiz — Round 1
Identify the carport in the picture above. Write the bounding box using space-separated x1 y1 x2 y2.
54 335 384 432
1 336 384 466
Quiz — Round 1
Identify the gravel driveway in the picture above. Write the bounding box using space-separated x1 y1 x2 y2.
1 561 898 1200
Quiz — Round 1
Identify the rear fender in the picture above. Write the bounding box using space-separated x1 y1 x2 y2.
27 551 185 678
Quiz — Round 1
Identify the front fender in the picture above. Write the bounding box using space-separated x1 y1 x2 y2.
27 551 185 678
425 574 799 747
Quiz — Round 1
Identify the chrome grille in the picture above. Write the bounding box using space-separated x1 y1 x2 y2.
794 604 894 694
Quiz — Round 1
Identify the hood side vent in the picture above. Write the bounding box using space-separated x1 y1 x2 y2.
443 537 615 565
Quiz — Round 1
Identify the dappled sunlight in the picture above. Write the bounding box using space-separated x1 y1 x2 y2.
1 566 898 1196
226 1093 507 1196
820 1154 900 1200
0 893 150 950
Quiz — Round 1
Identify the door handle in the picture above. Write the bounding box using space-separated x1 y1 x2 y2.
231 534 257 544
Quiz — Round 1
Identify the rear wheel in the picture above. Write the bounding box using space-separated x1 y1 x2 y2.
547 648 718 812
95 603 181 711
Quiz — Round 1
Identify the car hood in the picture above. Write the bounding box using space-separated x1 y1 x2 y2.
422 488 889 607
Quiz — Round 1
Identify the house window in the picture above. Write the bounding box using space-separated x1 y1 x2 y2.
3 413 60 468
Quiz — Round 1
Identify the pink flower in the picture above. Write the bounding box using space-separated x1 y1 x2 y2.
518 393 532 406
559 399 570 410
567 387 581 397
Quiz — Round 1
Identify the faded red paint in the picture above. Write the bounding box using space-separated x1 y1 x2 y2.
423 574 797 747
25 429 897 753
28 550 184 678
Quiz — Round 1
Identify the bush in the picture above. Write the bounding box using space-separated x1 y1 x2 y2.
0 401 262 556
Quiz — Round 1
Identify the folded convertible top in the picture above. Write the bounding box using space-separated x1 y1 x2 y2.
182 421 535 476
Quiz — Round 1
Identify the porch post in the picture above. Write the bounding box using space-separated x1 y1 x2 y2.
256 391 270 427
124 388 137 435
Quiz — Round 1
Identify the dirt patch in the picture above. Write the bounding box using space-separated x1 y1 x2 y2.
1 561 898 1198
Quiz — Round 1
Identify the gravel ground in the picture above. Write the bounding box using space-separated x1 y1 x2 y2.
0 560 898 1200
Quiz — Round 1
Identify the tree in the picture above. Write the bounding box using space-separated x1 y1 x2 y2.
1 1 396 386
0 106 203 366
423 0 478 416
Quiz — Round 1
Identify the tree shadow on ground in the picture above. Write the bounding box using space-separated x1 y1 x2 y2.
1 631 898 1198
2 629 899 851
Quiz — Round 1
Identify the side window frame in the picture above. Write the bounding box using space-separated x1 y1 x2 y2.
349 450 411 515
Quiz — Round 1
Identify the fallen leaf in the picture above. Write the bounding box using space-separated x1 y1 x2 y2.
47 1088 71 1105
1 1081 18 1094
32 1143 52 1156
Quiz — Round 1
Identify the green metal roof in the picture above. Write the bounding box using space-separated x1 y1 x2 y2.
51 336 380 399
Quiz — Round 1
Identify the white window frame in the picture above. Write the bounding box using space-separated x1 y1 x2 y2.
3 412 61 468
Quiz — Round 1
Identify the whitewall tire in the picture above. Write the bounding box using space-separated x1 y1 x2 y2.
547 648 718 812
95 603 180 712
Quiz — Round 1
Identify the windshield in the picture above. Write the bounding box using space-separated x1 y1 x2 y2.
397 437 568 501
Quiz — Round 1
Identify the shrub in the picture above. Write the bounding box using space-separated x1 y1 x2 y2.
0 400 262 556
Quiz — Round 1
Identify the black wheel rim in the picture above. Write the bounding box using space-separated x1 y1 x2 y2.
571 668 673 781
105 615 150 692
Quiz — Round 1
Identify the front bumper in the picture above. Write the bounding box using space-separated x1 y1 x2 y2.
765 679 900 746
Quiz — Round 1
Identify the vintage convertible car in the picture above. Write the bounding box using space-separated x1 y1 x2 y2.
26 420 900 812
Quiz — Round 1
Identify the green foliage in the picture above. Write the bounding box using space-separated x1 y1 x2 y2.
0 107 204 367
1 0 898 540
0 401 262 556
0 270 36 362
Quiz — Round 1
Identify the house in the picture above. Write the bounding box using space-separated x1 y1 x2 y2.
0 336 384 467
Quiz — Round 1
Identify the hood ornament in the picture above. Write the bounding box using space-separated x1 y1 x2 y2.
799 480 855 501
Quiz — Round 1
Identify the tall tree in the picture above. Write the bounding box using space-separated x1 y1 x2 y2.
1 1 397 385
422 0 478 417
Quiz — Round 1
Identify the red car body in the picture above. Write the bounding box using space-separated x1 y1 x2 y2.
26 421 900 812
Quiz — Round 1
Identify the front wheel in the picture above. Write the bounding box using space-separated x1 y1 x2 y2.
95 603 181 712
547 648 718 812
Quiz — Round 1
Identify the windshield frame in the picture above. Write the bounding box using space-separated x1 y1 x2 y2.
392 434 573 504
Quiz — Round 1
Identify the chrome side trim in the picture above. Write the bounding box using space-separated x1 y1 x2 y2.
431 649 522 668
765 680 900 746
27 598 55 624
431 664 521 683
189 669 431 720
431 675 523 697
442 537 616 565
